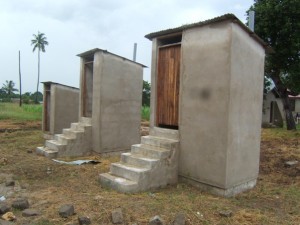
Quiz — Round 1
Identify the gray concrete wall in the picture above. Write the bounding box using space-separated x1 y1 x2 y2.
43 83 79 136
92 51 143 153
179 22 231 188
178 21 265 190
226 23 265 188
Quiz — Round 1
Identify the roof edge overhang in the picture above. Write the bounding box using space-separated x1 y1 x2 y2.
77 48 147 68
145 13 273 54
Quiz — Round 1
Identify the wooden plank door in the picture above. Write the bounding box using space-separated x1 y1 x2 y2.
156 44 181 129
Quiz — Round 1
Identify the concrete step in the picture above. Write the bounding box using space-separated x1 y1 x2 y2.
54 134 75 145
121 152 159 169
99 173 138 193
62 128 83 138
70 123 85 131
36 146 58 159
141 136 179 150
80 117 92 125
150 127 179 140
131 144 170 159
45 140 66 151
110 162 149 182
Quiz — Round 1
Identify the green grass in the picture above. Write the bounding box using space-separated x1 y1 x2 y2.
141 106 150 121
0 102 42 121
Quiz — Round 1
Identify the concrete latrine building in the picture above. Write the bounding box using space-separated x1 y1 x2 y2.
37 48 145 158
100 14 267 196
42 82 79 139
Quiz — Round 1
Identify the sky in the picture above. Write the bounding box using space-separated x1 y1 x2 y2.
0 0 254 93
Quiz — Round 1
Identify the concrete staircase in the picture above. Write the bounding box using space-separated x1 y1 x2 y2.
99 128 179 193
36 117 93 158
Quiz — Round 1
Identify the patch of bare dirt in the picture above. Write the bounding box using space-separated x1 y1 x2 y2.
0 120 41 132
0 122 299 225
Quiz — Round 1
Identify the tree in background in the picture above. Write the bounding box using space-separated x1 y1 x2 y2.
31 31 48 104
142 80 151 106
248 0 300 130
1 80 18 96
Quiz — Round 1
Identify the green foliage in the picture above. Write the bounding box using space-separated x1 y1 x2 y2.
141 106 150 121
31 31 49 103
1 80 18 97
0 103 42 121
248 0 300 93
142 80 151 106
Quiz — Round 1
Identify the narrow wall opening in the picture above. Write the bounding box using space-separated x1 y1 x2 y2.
43 83 51 132
82 58 94 117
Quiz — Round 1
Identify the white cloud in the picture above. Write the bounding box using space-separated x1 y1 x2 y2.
0 0 253 93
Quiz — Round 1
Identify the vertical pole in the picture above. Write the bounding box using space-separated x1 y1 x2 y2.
249 11 255 32
133 43 137 62
19 50 22 107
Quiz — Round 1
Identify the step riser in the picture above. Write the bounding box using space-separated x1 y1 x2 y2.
45 141 66 151
110 164 145 182
70 123 85 131
54 135 75 145
63 129 84 139
36 147 58 159
121 154 157 169
150 127 179 140
141 137 177 150
131 145 170 159
80 117 92 125
99 174 139 193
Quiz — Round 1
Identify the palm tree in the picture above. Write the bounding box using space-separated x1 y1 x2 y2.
31 31 49 103
2 80 18 96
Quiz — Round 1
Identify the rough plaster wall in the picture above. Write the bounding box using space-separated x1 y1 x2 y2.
53 85 79 134
92 51 143 153
179 22 232 188
226 23 265 188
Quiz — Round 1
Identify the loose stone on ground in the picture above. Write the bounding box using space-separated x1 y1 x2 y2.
12 198 29 210
22 209 40 217
78 216 91 225
219 210 233 217
0 203 10 214
149 215 164 225
59 204 75 218
111 208 124 224
172 213 185 225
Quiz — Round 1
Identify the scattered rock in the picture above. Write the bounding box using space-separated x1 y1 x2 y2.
111 208 123 224
0 203 10 214
59 204 75 218
149 215 164 225
5 180 14 187
173 213 185 225
12 198 29 210
285 160 298 167
1 212 15 221
22 209 40 217
26 150 33 154
219 210 233 218
78 216 91 225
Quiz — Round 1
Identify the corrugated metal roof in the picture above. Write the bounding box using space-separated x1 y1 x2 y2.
41 81 79 90
145 13 272 52
77 48 147 68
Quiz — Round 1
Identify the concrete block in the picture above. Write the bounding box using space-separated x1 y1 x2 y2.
45 140 66 151
131 144 170 159
99 173 138 193
121 153 159 169
110 163 149 181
